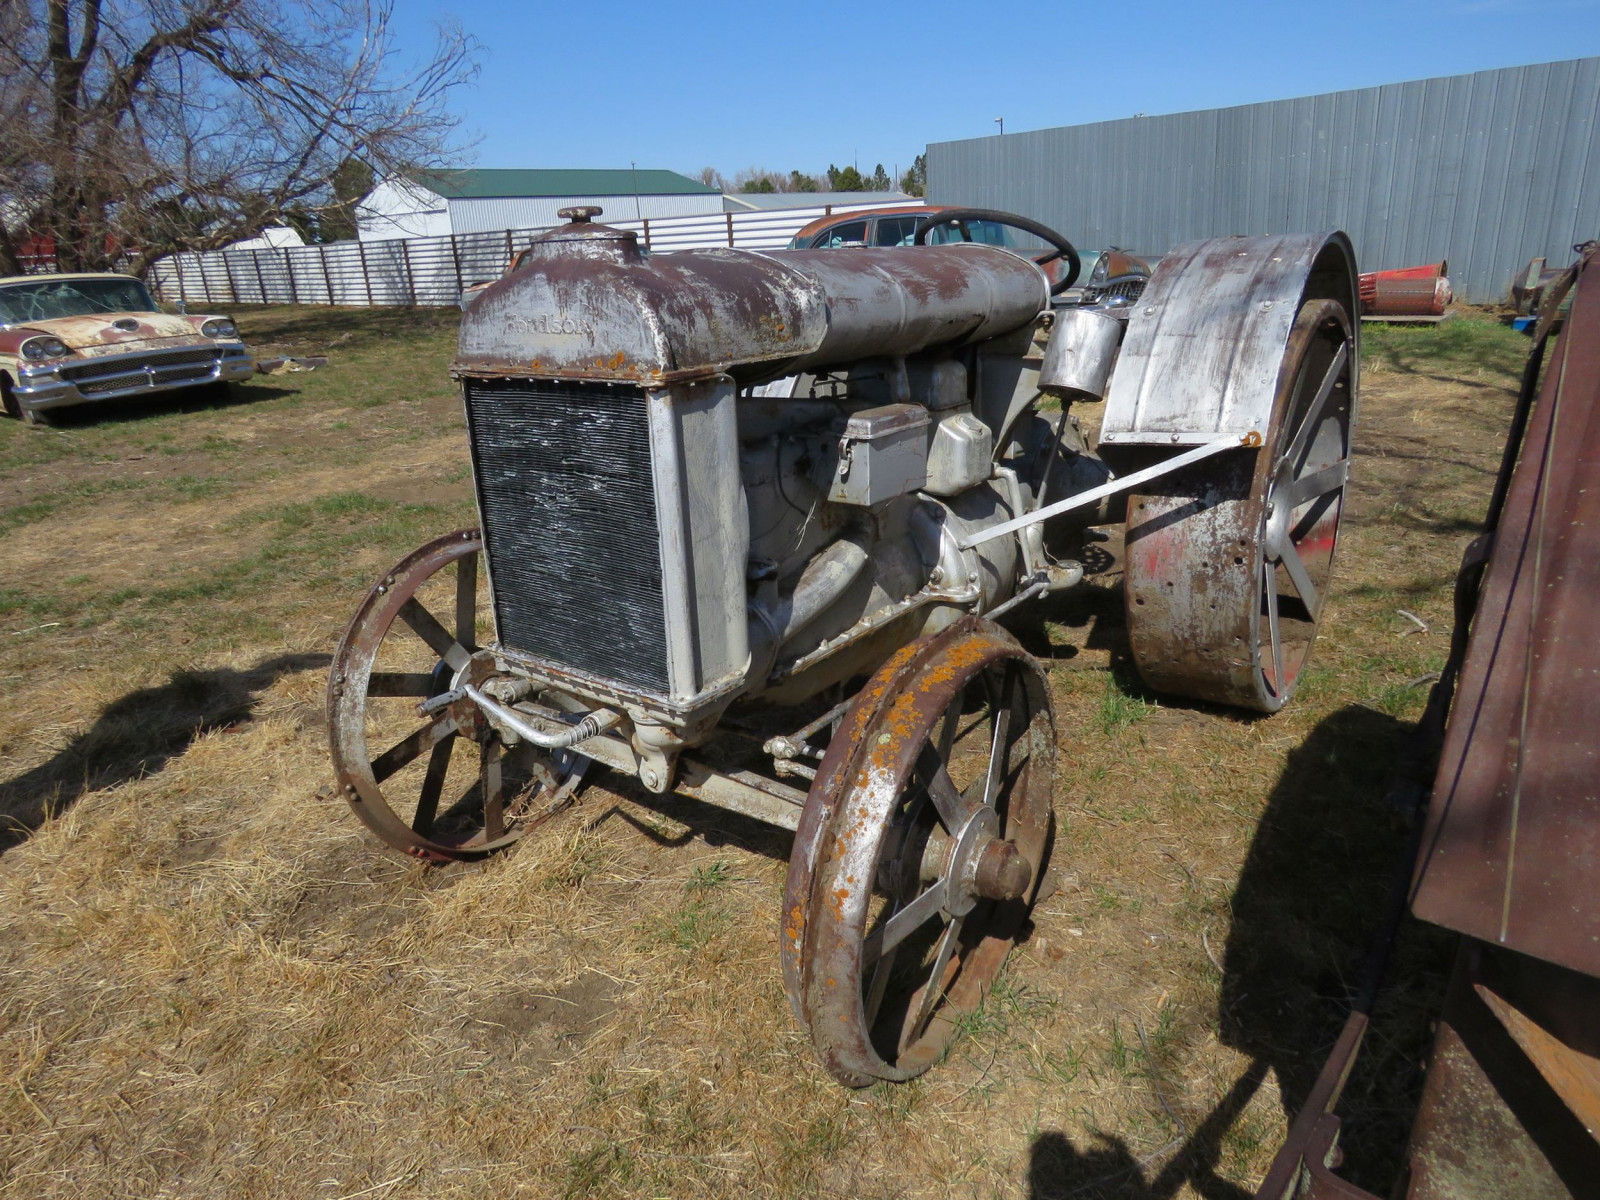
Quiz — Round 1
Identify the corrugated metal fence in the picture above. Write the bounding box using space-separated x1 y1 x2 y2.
928 57 1600 303
149 200 924 308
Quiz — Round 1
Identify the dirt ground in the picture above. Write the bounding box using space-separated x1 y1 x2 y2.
0 304 1532 1199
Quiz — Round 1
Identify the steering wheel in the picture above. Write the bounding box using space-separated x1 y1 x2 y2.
913 208 1081 294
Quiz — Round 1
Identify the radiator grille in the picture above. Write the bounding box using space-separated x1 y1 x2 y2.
1084 277 1147 307
62 347 220 381
464 378 670 693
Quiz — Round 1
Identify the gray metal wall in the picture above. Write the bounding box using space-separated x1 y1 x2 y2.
928 58 1600 302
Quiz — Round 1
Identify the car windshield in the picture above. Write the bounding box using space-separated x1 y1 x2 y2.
890 218 1051 255
0 277 158 325
924 219 1017 247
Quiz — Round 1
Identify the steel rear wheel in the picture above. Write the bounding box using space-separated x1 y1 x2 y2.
1123 299 1355 712
327 529 587 862
782 617 1056 1085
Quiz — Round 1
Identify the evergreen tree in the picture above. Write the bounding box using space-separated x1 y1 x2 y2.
899 154 927 198
827 164 868 191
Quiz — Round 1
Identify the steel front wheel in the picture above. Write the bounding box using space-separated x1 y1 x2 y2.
782 617 1056 1085
1123 299 1355 712
327 529 587 861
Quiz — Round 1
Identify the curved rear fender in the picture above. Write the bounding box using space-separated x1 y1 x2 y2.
1099 232 1357 451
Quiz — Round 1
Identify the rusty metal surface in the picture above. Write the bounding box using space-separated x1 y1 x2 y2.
780 615 1055 1085
0 310 214 354
1257 942 1600 1199
1404 945 1600 1200
1255 1113 1384 1198
1412 245 1600 978
1101 231 1358 448
1251 256 1600 1197
1406 1015 1573 1200
1123 299 1355 712
1476 984 1600 1140
1253 1014 1371 1200
453 217 1048 387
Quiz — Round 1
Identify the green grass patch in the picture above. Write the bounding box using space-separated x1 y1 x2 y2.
562 1141 636 1200
169 475 235 502
686 859 734 891
0 587 65 621
1362 313 1528 382
1096 674 1154 734
639 895 734 953
638 863 741 953
1090 884 1143 913
0 498 57 536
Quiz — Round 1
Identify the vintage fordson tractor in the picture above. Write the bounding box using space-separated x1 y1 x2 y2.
327 208 1357 1086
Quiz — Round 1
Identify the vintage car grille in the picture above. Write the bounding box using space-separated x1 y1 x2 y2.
1084 277 1147 307
463 377 670 694
61 346 221 384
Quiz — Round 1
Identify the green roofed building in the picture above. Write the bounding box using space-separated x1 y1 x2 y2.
356 168 723 241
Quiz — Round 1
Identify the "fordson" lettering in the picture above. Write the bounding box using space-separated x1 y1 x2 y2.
506 313 594 336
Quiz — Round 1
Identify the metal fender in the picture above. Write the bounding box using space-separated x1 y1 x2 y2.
1100 231 1358 448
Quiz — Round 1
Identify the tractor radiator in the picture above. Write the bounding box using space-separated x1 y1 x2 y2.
463 377 672 694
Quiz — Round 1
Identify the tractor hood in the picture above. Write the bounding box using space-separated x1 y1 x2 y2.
453 214 1050 387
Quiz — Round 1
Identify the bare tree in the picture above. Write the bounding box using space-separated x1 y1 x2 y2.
0 0 480 276
727 167 831 194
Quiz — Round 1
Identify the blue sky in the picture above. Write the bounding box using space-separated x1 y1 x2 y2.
391 0 1600 182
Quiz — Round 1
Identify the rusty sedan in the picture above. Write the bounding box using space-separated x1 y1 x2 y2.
0 273 253 424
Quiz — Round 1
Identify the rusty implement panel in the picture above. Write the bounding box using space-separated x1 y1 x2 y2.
1403 945 1600 1200
1100 232 1358 447
1412 247 1600 978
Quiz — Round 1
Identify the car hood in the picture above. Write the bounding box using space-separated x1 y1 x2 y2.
5 311 213 356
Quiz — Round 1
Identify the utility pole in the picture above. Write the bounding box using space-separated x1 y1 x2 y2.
631 160 641 220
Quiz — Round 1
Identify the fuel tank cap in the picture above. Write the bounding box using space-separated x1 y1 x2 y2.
525 206 643 263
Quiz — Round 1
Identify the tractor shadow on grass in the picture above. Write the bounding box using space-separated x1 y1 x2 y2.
0 651 329 853
1025 704 1455 1200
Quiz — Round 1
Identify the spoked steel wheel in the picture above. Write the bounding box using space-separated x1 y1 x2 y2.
782 617 1056 1085
327 529 587 862
1124 299 1355 712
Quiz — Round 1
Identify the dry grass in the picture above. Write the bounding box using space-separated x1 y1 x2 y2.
0 304 1531 1198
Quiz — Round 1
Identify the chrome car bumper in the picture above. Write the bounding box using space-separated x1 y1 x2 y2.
14 343 254 413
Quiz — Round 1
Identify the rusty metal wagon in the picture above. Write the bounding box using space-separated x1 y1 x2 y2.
1253 243 1600 1200
326 208 1359 1086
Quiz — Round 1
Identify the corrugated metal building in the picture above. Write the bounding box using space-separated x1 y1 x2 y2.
928 57 1600 302
357 169 724 241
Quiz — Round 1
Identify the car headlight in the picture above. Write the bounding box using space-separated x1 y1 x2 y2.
201 318 238 339
20 336 71 360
